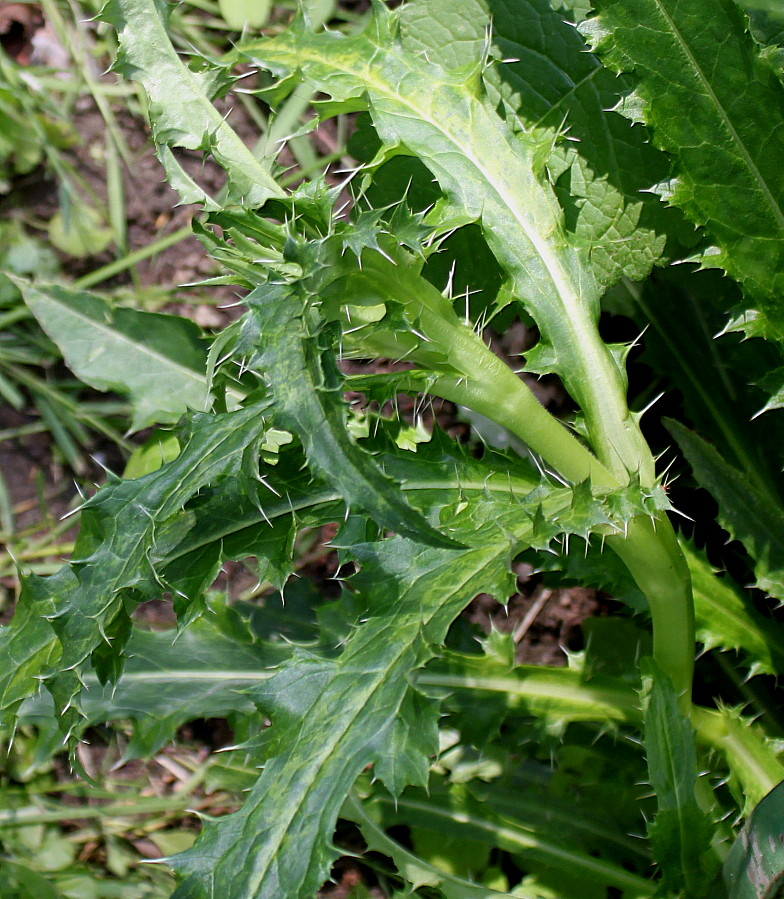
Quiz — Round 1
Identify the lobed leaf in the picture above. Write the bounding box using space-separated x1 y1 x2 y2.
584 0 784 363
0 403 272 727
668 420 784 602
235 8 652 482
167 473 642 898
685 542 784 678
100 0 283 207
399 0 674 289
243 282 460 548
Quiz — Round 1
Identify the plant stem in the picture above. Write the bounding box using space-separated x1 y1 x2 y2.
441 359 694 702
607 516 695 705
339 254 696 703
340 256 620 488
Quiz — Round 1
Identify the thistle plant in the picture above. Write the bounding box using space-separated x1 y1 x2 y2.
4 0 784 897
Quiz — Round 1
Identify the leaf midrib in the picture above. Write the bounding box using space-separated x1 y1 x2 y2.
650 0 784 233
164 475 545 563
239 541 504 897
34 292 212 399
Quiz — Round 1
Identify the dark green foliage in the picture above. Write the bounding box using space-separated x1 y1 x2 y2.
2 1 784 897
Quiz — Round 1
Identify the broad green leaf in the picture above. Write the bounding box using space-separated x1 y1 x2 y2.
667 420 784 602
640 660 717 896
584 0 784 351
17 280 213 431
724 780 784 899
100 0 283 207
47 204 113 259
218 0 272 29
18 611 281 761
236 8 653 483
399 0 674 289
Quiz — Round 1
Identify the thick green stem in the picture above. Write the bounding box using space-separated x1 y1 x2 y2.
337 255 695 702
608 516 694 705
337 257 619 488
431 342 694 703
395 354 696 703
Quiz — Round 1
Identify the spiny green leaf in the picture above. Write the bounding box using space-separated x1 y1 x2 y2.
158 430 543 611
167 473 626 899
243 282 460 548
419 639 642 735
684 542 784 678
169 539 515 898
399 0 674 288
0 404 272 728
101 0 283 207
667 419 784 602
692 706 784 815
584 0 784 347
640 659 717 896
16 280 218 431
629 267 784 496
235 11 652 482
18 609 281 762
